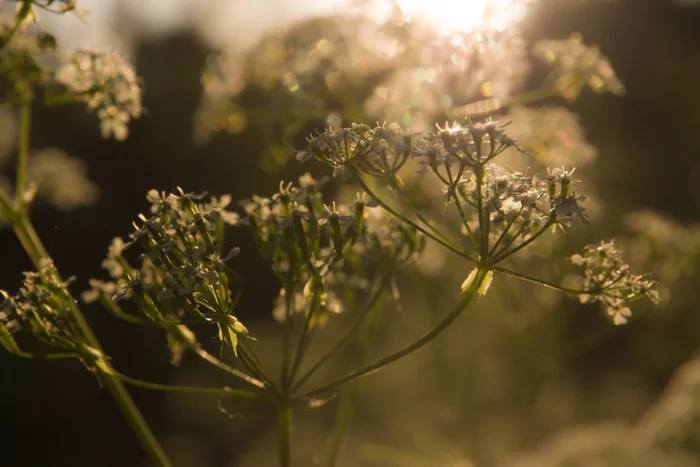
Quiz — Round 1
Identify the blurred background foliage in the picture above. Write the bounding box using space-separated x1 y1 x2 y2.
2 0 700 466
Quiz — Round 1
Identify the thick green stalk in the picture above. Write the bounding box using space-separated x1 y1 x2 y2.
15 99 31 212
7 93 173 467
276 405 293 467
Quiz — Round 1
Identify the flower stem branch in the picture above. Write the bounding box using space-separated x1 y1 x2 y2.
299 268 489 401
493 265 594 296
494 216 556 262
292 278 388 392
356 172 476 264
324 278 385 467
114 371 268 400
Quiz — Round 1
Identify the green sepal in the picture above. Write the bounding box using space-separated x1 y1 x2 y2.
0 321 22 355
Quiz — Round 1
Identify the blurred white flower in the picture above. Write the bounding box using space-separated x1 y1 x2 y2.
27 147 99 211
55 49 142 140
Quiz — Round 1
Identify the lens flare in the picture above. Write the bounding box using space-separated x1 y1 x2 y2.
383 0 533 34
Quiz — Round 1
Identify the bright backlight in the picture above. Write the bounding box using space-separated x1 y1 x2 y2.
389 0 532 33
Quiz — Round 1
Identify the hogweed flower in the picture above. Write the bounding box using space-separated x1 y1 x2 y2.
570 241 660 325
413 119 517 171
239 173 423 325
85 188 247 354
296 122 413 178
533 33 625 101
55 49 142 140
0 259 104 365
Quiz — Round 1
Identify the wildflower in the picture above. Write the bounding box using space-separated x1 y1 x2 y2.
0 260 89 357
86 189 248 352
26 148 99 211
55 49 142 140
412 119 516 170
570 241 659 325
297 123 413 178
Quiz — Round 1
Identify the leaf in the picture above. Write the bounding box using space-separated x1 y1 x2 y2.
0 321 21 355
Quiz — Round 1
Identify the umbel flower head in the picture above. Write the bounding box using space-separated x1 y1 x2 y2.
295 122 413 178
84 188 247 353
0 259 103 365
411 119 517 171
238 173 424 325
55 49 143 140
570 241 660 325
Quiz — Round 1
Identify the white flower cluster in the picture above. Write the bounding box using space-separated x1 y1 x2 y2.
0 259 82 353
55 49 142 141
239 173 423 325
570 241 660 325
296 122 411 178
85 189 247 351
27 148 99 211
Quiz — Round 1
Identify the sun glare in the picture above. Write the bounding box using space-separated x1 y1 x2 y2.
387 0 532 34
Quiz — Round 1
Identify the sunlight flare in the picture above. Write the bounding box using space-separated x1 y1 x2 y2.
386 0 533 33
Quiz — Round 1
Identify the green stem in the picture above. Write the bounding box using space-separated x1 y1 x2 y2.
115 372 268 400
0 5 25 52
356 173 477 264
300 268 488 401
292 280 387 392
389 175 462 250
288 283 321 386
187 338 266 389
325 380 359 467
324 283 384 467
6 95 173 467
489 206 525 257
447 172 479 250
276 405 293 467
238 341 279 396
99 374 172 466
158 321 265 389
15 98 31 212
494 217 555 262
493 265 594 296
475 166 488 257
9 349 77 359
